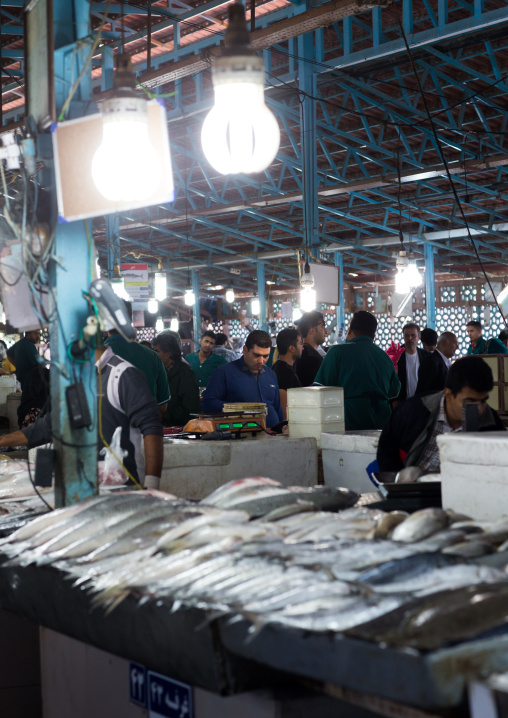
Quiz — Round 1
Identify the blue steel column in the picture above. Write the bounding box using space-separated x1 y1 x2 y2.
192 270 201 342
335 253 345 342
48 0 98 505
424 243 436 329
257 262 267 330
298 30 319 249
106 215 120 278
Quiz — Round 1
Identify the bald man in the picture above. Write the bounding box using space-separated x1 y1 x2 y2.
416 331 459 395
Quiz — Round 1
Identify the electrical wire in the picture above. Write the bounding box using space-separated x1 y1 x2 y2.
396 15 508 328
58 0 113 121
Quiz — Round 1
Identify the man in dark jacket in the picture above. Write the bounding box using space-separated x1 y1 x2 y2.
378 356 504 473
416 331 458 395
396 322 429 402
153 332 201 427
295 311 327 386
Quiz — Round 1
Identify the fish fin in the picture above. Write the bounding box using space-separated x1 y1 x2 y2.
194 609 227 631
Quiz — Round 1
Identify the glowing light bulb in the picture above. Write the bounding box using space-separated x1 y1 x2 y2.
170 317 179 331
92 108 162 202
91 55 164 202
251 297 260 315
184 289 195 306
154 272 167 301
293 307 303 322
155 318 164 333
406 262 423 288
147 298 158 314
201 5 279 175
111 278 130 301
225 289 235 303
300 286 317 312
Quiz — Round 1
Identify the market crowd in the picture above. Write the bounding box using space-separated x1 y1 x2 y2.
0 305 506 486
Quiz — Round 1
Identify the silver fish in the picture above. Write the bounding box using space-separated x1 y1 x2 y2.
391 508 450 543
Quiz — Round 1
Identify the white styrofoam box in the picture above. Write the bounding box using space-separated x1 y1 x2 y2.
0 375 17 417
438 432 508 521
289 421 345 446
320 430 381 454
321 430 380 493
160 436 318 499
288 405 344 424
287 386 343 408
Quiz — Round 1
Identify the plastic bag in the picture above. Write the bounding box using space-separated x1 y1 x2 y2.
386 341 404 370
98 426 129 486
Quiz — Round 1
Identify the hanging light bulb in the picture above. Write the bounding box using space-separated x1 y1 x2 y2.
300 286 317 312
170 317 179 331
154 272 167 301
395 251 422 294
225 288 235 303
147 298 158 314
251 297 260 315
184 288 195 306
293 306 303 322
92 54 163 202
155 317 164 333
201 3 280 175
299 259 316 311
111 262 131 301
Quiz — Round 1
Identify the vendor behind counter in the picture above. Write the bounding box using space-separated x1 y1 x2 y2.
377 356 505 474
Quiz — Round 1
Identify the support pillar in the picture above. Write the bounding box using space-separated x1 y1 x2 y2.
257 262 267 331
298 31 319 250
192 270 200 342
334 253 345 342
424 243 436 329
47 0 98 505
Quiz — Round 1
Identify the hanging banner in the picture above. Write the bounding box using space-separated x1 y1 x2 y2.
121 264 149 305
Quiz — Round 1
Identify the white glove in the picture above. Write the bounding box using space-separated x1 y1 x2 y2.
144 475 161 490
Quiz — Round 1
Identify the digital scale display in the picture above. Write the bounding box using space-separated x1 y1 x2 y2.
217 421 261 430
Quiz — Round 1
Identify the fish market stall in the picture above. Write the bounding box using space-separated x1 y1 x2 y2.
1 480 508 716
160 435 318 499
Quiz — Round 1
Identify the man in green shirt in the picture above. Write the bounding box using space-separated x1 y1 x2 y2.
185 331 227 389
105 331 170 417
153 332 201 427
466 320 508 355
314 311 401 431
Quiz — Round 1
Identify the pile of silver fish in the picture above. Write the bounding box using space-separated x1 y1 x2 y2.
1 479 508 652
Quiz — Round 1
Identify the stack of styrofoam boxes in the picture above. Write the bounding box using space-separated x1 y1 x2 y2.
287 386 344 447
438 432 508 521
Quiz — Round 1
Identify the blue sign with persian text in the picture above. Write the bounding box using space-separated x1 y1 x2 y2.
148 670 193 718
129 662 147 707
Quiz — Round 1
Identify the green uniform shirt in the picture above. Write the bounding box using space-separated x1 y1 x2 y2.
314 336 401 431
105 335 170 406
163 361 201 427
185 351 228 388
467 337 508 355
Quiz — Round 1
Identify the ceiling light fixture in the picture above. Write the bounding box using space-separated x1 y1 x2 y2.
300 259 316 312
251 297 260 315
170 317 179 331
92 54 164 202
395 251 422 294
147 298 158 314
184 288 195 306
225 288 235 303
154 272 167 301
201 3 280 175
155 317 164 333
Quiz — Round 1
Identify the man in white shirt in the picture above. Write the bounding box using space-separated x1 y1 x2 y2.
396 323 429 402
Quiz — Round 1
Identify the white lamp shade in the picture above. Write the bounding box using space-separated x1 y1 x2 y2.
184 289 195 306
225 289 235 303
111 278 131 301
147 298 158 314
251 297 260 315
155 318 164 333
170 317 179 331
